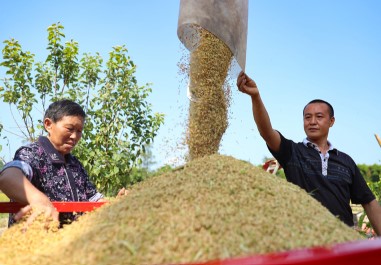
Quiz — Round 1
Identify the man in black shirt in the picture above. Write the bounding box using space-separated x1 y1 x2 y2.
237 71 381 235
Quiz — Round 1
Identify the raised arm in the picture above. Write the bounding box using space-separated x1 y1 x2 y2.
236 71 281 152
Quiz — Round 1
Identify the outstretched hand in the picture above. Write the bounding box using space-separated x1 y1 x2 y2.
236 71 259 96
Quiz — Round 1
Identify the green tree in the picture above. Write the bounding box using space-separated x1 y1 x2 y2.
0 22 164 195
358 164 381 183
0 124 3 168
0 156 4 168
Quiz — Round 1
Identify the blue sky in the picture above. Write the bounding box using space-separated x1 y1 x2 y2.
1 0 381 168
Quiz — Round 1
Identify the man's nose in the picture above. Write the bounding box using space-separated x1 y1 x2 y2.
310 116 317 124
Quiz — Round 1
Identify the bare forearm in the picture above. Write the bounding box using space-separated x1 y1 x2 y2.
251 94 272 137
0 168 50 205
363 199 381 236
250 94 280 151
237 71 281 151
1 167 59 225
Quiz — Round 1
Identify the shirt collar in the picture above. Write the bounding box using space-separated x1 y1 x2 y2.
38 136 73 164
303 138 335 152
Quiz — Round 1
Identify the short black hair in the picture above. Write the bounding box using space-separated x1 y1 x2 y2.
303 99 334 118
44 99 86 122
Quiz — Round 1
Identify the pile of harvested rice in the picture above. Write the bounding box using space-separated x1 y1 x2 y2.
0 155 364 265
186 28 233 160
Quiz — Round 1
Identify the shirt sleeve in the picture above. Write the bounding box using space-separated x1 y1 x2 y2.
0 160 34 180
267 131 293 167
350 162 375 204
89 192 105 202
15 146 39 181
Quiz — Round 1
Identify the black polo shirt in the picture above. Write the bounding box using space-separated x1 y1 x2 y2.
268 132 375 226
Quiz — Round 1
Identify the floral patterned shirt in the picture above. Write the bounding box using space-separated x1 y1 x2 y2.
2 136 103 226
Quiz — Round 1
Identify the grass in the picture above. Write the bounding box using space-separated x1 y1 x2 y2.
0 192 9 228
0 192 9 201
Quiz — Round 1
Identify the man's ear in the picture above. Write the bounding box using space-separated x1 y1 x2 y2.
330 116 335 127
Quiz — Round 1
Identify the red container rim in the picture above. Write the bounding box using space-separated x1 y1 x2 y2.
186 238 381 265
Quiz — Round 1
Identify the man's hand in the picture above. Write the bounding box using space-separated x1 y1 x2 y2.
237 71 259 97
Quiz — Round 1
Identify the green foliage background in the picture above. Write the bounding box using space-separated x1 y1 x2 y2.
358 164 381 202
0 22 164 196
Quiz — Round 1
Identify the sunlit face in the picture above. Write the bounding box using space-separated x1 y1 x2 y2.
303 103 335 142
44 115 84 156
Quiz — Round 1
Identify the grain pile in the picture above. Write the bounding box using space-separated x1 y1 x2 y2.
0 154 364 265
186 28 233 160
0 211 60 261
